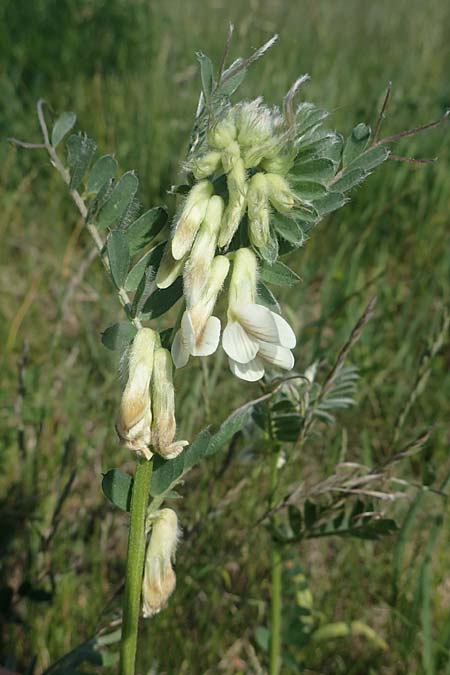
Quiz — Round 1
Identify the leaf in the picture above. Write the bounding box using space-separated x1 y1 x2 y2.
313 191 348 216
258 231 279 264
291 157 336 182
260 260 301 287
106 230 130 289
296 102 329 137
255 626 270 652
85 155 118 195
257 281 280 312
292 180 328 200
329 168 368 193
125 206 168 256
349 144 390 172
51 111 76 148
66 133 97 190
125 242 166 293
97 171 139 230
197 51 214 102
304 500 317 529
288 505 303 535
272 413 302 442
140 276 183 320
297 132 343 164
343 123 371 166
101 322 137 351
217 58 247 97
150 396 260 496
102 469 132 511
272 213 305 246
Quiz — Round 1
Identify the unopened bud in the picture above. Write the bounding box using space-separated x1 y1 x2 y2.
261 152 294 176
171 180 214 260
265 173 296 213
156 243 186 289
218 158 247 249
221 140 241 173
247 173 270 249
151 348 188 459
116 328 157 460
191 150 222 180
184 195 224 306
236 99 274 148
228 247 258 310
142 509 179 618
207 113 237 150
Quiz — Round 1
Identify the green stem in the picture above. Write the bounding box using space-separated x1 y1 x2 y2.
269 443 282 675
120 458 153 675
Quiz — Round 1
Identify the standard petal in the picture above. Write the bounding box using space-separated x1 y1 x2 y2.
222 320 259 363
235 303 280 343
181 310 196 352
192 316 221 356
171 329 189 368
229 356 265 382
258 340 295 370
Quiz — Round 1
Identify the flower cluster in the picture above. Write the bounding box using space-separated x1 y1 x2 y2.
155 100 302 381
116 328 188 460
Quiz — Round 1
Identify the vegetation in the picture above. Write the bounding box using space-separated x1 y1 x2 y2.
1 1 449 673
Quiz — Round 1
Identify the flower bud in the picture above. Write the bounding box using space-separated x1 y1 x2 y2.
218 158 247 249
142 509 179 618
156 243 186 289
207 113 237 150
151 348 188 459
116 328 157 460
191 150 222 180
172 256 230 367
183 195 224 306
171 180 214 260
221 140 241 174
261 152 294 176
228 247 258 311
265 173 296 213
236 99 274 149
247 173 270 249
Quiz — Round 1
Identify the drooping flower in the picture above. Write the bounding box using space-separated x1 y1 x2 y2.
171 180 214 260
116 328 157 459
247 172 270 250
155 243 186 289
142 509 179 618
218 158 248 249
222 248 296 381
183 195 224 305
151 348 188 459
172 255 230 367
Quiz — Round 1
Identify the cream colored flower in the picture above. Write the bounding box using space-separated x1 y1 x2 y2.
151 348 188 459
116 328 157 459
142 509 179 618
171 180 214 260
222 248 296 381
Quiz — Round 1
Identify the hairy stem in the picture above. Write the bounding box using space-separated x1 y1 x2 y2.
120 458 154 675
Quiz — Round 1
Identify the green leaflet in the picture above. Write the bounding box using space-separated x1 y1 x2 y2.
51 111 76 148
125 206 168 256
260 260 301 287
102 468 133 511
66 132 97 190
85 155 117 195
97 171 139 230
106 230 130 289
101 322 137 351
140 276 183 320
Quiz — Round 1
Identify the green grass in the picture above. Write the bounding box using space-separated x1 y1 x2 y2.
1 0 449 673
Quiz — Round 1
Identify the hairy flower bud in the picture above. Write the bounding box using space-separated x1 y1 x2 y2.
183 195 224 306
116 328 157 460
221 140 241 173
218 158 247 249
151 348 188 459
156 243 186 289
142 509 179 618
261 152 294 176
265 173 296 213
172 256 230 367
247 173 270 249
207 113 237 150
228 247 258 310
191 150 222 180
171 180 214 260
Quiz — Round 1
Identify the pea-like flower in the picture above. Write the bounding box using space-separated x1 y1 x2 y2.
222 248 296 381
142 509 179 618
151 348 188 459
116 328 157 459
171 180 214 260
172 255 230 368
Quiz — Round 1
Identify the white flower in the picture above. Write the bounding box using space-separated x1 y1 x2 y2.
222 248 296 381
172 256 230 368
151 348 188 459
142 509 179 618
116 328 157 459
171 180 213 260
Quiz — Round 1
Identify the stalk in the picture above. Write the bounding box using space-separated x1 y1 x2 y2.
269 440 282 675
120 458 153 675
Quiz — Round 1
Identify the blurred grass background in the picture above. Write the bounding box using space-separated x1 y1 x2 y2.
0 0 449 673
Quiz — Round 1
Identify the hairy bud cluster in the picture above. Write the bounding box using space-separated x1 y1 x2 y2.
116 329 187 459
